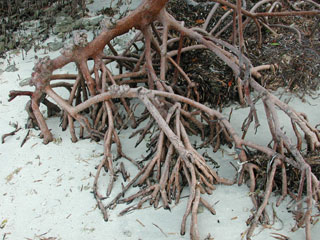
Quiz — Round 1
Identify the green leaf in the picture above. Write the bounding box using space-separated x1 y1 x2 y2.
0 219 8 229
270 42 280 46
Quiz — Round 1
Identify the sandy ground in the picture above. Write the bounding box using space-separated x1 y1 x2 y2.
1 1 320 240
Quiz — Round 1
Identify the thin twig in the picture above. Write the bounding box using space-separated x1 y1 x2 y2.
1 126 21 143
152 223 168 238
20 130 31 147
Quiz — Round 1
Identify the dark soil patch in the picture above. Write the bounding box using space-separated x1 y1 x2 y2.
0 0 86 55
247 15 320 95
167 0 320 105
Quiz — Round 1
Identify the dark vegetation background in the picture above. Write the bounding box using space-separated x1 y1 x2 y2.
1 0 319 104
0 0 86 54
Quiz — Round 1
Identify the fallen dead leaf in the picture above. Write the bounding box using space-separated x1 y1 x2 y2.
5 167 22 183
